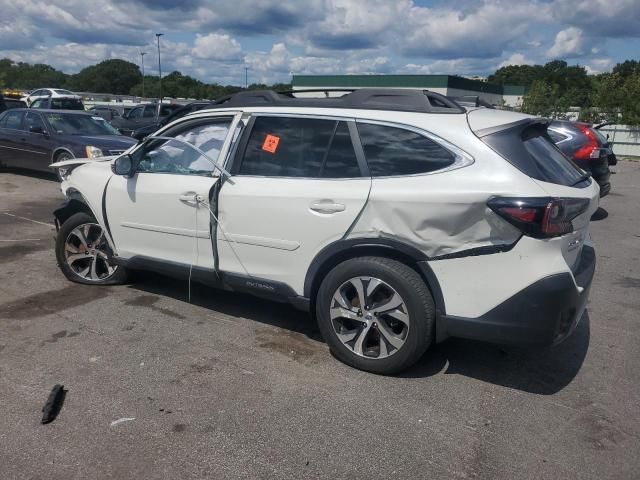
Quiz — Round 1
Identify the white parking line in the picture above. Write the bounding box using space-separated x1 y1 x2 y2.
2 212 54 227
0 239 42 242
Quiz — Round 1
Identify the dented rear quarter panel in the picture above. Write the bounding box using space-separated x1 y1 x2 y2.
347 117 548 258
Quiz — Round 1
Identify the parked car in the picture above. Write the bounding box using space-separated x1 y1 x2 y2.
88 105 125 122
22 88 80 107
131 101 215 140
50 89 598 374
548 120 614 197
110 103 182 136
30 96 85 111
0 108 136 178
0 94 27 113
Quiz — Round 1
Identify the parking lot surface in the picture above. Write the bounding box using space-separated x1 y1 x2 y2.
1 162 639 479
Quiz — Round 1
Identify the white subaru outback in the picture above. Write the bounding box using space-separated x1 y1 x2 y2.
51 89 599 374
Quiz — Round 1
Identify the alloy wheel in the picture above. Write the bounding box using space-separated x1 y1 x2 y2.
63 223 117 281
330 276 410 359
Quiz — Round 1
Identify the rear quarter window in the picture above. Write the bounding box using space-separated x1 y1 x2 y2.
356 122 455 177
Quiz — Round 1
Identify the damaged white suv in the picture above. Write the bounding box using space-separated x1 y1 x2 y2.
52 89 599 374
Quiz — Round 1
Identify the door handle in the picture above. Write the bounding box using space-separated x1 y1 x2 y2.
309 201 346 214
179 193 204 204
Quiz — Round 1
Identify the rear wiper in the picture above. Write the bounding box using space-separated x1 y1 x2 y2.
572 172 591 186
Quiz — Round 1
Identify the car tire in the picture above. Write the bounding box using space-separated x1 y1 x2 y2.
55 212 128 285
316 256 435 375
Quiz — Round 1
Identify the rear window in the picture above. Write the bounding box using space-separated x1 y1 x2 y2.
51 98 84 110
481 122 587 187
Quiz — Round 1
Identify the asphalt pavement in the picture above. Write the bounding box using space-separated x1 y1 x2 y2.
1 162 639 479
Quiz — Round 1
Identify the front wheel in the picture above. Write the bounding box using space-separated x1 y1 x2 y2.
316 257 435 375
55 212 128 285
51 151 73 182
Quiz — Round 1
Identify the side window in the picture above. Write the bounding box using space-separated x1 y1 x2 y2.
31 99 46 109
143 106 156 118
238 116 361 178
129 107 143 119
4 111 24 130
136 119 232 175
25 112 45 132
357 122 455 177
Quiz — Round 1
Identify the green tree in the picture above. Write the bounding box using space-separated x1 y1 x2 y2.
68 59 141 94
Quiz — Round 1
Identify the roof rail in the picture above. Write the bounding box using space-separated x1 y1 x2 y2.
210 88 465 114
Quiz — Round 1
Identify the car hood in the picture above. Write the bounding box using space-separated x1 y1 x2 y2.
50 156 116 169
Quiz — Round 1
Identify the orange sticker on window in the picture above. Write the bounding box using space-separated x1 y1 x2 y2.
262 134 280 154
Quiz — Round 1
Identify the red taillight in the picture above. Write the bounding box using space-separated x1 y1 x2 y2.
574 125 599 160
500 207 538 223
488 197 590 238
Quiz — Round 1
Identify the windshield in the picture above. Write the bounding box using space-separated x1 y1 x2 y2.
45 113 121 135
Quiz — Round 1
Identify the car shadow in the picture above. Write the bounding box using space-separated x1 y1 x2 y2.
126 272 323 341
402 311 591 395
127 271 590 395
0 167 59 182
591 207 608 221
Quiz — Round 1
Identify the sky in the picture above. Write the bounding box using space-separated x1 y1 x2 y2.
0 0 639 86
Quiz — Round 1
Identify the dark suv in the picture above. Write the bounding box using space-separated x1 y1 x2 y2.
548 120 614 197
110 103 182 136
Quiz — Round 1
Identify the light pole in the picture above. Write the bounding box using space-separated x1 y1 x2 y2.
244 66 249 89
156 33 164 102
140 52 146 98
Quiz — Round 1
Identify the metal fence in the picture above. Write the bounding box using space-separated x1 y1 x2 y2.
598 125 640 157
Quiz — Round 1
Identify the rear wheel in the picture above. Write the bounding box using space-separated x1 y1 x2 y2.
55 212 127 285
316 257 435 374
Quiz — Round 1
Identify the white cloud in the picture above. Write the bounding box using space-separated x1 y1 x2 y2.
585 58 614 74
192 33 242 61
547 27 590 57
498 53 533 68
551 0 640 38
403 1 548 58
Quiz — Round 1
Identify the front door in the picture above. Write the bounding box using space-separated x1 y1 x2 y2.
216 115 371 294
106 113 240 268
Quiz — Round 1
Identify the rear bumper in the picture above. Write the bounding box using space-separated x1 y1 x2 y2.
438 245 595 346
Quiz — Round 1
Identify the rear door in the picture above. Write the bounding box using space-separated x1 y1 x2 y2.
216 114 371 294
0 110 27 167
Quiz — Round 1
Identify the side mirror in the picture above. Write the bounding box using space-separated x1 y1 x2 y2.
29 125 46 135
111 154 134 177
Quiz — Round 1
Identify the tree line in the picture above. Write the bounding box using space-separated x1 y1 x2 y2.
0 58 289 100
490 59 640 125
1 57 638 125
